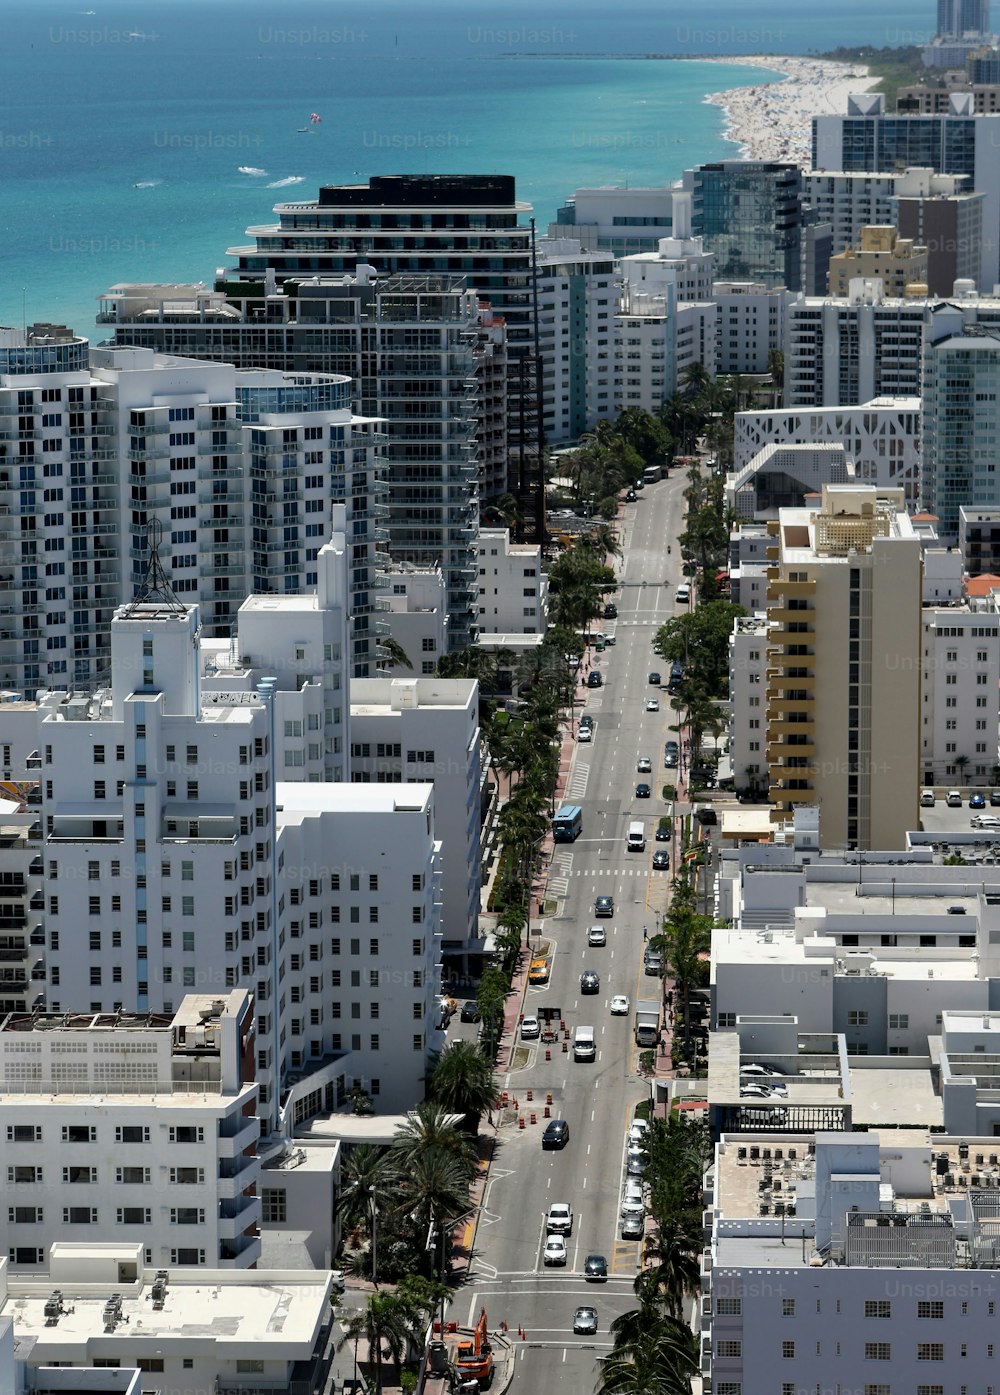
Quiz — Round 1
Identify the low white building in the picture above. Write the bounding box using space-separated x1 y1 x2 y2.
350 677 481 953
4 1248 333 1395
713 281 786 375
727 521 773 615
381 565 448 677
921 599 1000 786
476 529 548 635
0 991 259 1272
547 185 677 257
704 1129 1000 1395
615 287 717 414
734 396 922 501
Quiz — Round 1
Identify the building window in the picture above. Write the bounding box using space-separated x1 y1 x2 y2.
917 1345 944 1361
716 1298 742 1315
865 1343 892 1359
918 1302 944 1319
717 1341 742 1358
782 1299 795 1317
261 1189 287 1224
848 1010 869 1026
781 1342 795 1359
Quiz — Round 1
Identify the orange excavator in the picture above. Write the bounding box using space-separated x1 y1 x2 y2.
454 1307 494 1389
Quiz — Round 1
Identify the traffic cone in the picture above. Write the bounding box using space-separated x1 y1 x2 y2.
546 1092 553 1105
526 1088 533 1102
518 1116 525 1130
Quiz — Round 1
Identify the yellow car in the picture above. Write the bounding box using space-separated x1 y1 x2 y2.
528 958 551 985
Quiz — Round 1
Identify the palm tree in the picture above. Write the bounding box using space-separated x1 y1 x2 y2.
380 635 413 671
427 1040 498 1134
643 1211 703 1318
394 1147 473 1246
338 1290 424 1393
387 1101 476 1179
597 1319 697 1395
336 1143 394 1282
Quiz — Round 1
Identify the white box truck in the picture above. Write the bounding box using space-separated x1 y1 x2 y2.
634 999 660 1048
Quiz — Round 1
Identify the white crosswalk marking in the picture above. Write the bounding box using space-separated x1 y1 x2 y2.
568 766 590 799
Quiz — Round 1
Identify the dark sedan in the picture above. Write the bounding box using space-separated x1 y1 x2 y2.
580 970 600 994
635 783 651 799
459 1001 480 1023
542 1119 570 1149
583 1254 608 1281
653 850 670 869
595 895 614 917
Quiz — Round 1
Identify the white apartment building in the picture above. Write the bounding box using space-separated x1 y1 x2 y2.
921 599 1000 785
618 213 716 305
381 564 448 677
0 991 259 1272
763 484 922 848
349 677 481 954
727 521 774 614
535 238 616 442
615 286 717 414
476 528 548 635
547 185 677 256
0 328 386 694
2 1248 334 1395
803 169 903 254
704 1130 1000 1395
13 580 443 1125
734 397 922 501
713 281 786 375
728 615 769 799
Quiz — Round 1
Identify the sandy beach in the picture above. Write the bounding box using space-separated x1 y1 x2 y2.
701 56 879 166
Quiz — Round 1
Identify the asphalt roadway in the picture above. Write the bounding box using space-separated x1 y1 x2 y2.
460 471 688 1395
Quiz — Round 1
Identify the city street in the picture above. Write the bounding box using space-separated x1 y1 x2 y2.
460 471 688 1394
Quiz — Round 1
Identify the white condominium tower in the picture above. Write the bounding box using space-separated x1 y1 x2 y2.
0 326 385 694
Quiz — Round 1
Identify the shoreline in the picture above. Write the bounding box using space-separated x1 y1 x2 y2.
698 55 879 166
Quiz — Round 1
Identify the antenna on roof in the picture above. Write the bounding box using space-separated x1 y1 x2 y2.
122 519 186 616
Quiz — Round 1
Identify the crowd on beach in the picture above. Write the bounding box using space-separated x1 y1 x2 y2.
702 55 879 166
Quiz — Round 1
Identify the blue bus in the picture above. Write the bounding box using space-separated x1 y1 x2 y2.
552 804 583 842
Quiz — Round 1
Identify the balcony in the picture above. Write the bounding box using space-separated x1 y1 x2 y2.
218 1231 262 1266
767 607 813 625
767 698 816 717
766 742 816 761
217 1116 260 1157
768 718 815 737
218 1194 262 1239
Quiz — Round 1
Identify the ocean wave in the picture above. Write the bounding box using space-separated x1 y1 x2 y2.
133 179 162 189
238 166 269 177
266 175 306 188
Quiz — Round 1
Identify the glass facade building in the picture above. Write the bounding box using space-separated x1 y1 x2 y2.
687 162 804 290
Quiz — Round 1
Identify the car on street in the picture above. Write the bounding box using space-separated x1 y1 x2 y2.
664 741 679 769
620 1212 644 1240
520 1015 540 1039
459 1001 480 1023
573 1306 599 1335
620 1182 645 1219
643 948 663 975
579 712 594 729
920 788 936 807
627 1145 646 1176
587 925 606 946
653 850 670 869
655 824 670 842
646 696 660 712
741 1062 785 1078
604 603 617 620
577 725 592 743
648 672 661 685
971 791 987 809
542 1120 570 1150
635 782 651 798
637 756 652 773
595 895 614 917
547 1201 574 1232
543 1235 567 1265
992 790 1000 807
580 970 600 994
947 790 963 807
973 815 1000 829
625 489 637 501
587 671 602 688
583 1254 608 1282
610 994 630 1015
528 958 551 985
628 1119 650 1147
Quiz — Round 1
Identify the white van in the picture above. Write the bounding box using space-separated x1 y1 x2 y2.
573 1026 596 1062
675 584 690 604
627 820 646 852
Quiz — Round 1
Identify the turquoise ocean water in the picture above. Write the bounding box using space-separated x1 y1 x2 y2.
0 0 935 333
